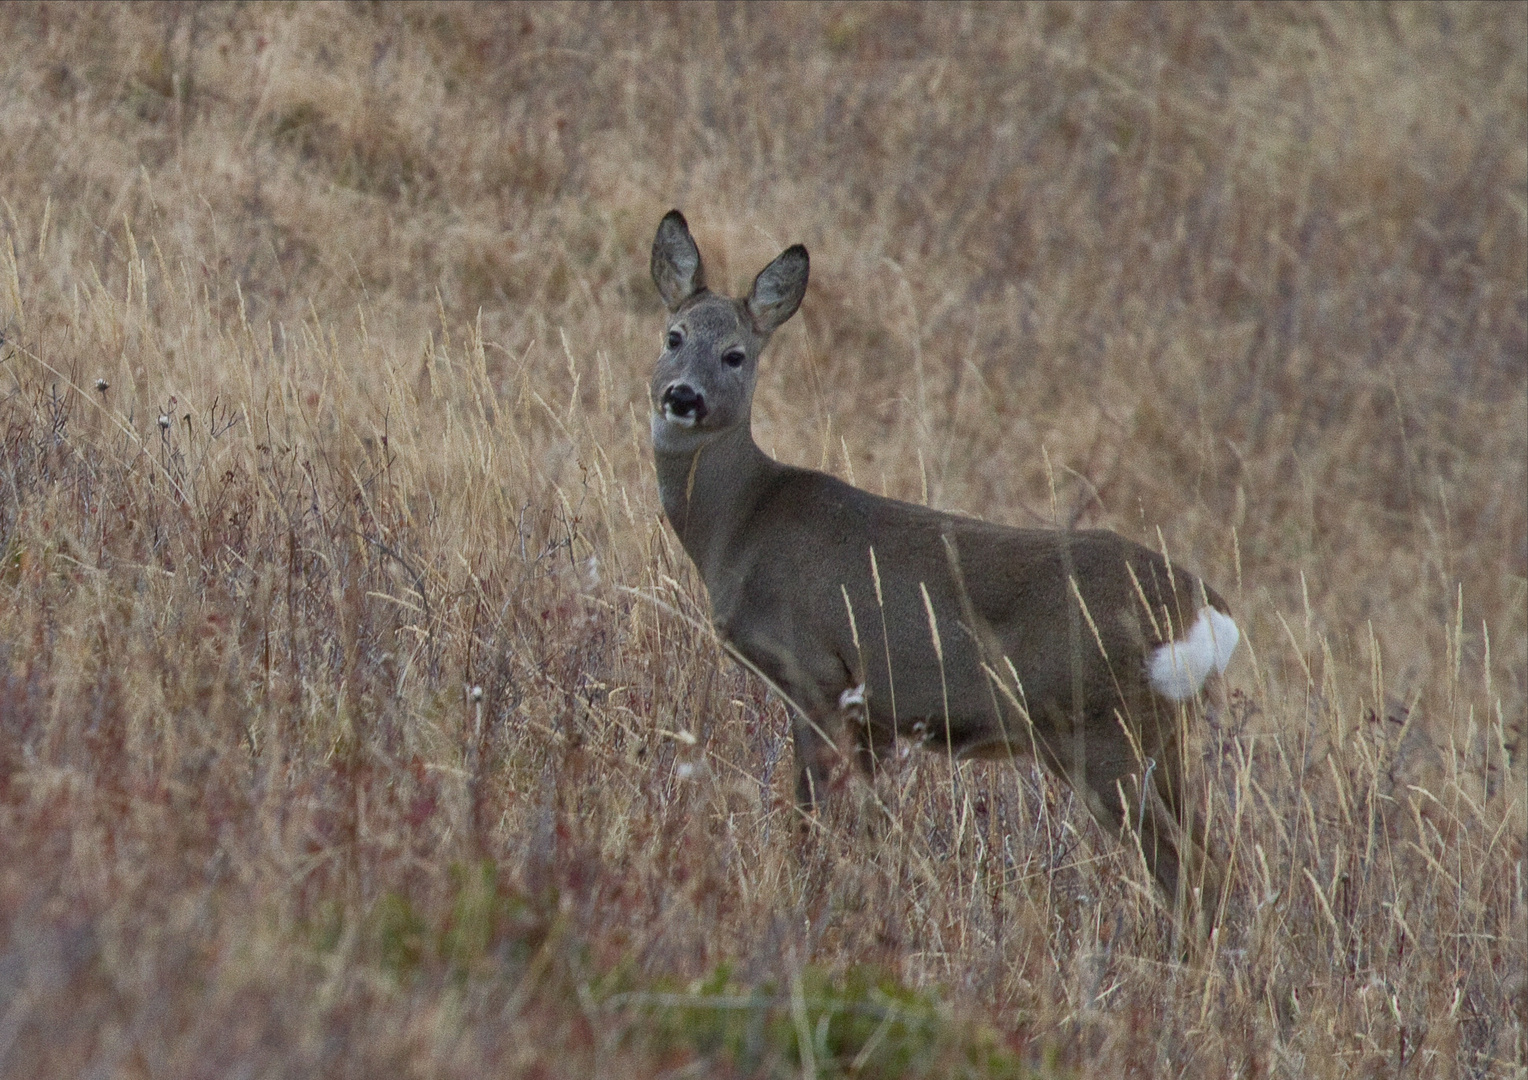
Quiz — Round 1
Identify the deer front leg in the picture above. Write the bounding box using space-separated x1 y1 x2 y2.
736 634 856 812
792 708 838 811
837 681 891 780
795 674 884 809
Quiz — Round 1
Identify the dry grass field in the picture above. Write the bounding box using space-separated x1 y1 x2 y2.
0 2 1523 1076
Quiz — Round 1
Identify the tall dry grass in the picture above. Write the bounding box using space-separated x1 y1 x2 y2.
0 2 1522 1076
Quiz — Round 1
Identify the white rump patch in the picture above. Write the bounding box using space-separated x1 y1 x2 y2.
1148 607 1241 701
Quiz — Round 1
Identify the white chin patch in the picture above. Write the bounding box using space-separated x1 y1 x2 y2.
651 410 705 454
1148 607 1241 701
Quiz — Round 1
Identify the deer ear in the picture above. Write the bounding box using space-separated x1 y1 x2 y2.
746 244 809 334
651 210 707 311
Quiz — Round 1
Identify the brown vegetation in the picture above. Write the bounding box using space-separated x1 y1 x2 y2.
0 3 1522 1076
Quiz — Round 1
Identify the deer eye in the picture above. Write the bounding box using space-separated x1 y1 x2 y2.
666 329 683 349
721 347 746 368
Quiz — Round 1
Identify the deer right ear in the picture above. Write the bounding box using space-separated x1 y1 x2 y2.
651 210 706 311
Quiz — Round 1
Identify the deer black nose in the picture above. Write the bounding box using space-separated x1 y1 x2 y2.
662 383 707 421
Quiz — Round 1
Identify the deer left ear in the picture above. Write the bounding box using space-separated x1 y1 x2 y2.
651 210 707 311
746 245 809 334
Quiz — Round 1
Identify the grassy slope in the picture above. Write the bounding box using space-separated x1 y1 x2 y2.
0 2 1523 1076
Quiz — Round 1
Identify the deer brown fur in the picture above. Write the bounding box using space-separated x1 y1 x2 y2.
648 210 1240 921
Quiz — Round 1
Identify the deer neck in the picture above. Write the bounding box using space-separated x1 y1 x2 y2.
653 423 777 586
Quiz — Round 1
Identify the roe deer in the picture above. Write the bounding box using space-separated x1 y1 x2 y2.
648 210 1240 917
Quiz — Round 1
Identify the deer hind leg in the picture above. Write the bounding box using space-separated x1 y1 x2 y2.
1144 704 1225 931
1136 773 1224 942
1100 712 1224 933
1068 755 1183 899
1054 708 1216 924
1167 798 1223 935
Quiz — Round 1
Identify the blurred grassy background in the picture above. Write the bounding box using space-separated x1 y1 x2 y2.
0 3 1522 1076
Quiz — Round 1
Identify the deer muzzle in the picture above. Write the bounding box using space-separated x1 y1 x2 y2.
661 383 708 426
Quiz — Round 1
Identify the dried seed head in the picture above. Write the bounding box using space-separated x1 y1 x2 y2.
95 378 109 392
158 415 171 429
